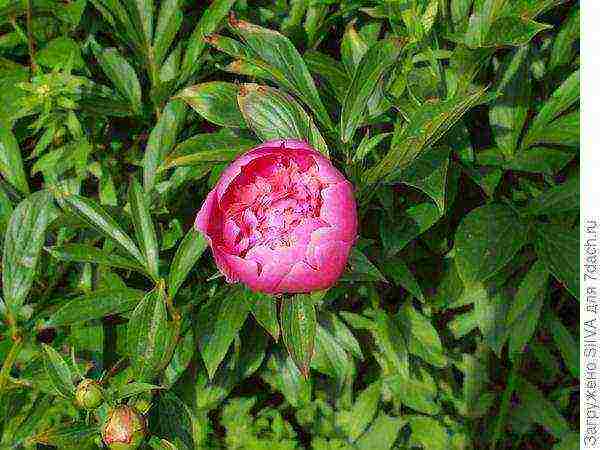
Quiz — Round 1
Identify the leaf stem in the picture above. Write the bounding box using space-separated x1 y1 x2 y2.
0 335 24 399
26 0 37 74
491 356 520 449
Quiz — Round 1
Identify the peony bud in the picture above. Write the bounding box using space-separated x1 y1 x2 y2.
195 139 358 294
74 378 103 410
102 405 146 450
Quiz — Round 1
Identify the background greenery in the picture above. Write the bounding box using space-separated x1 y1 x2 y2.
0 0 579 448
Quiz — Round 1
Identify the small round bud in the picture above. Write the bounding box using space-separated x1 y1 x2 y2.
102 405 146 450
75 379 103 410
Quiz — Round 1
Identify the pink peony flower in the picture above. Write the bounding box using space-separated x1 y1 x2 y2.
195 139 358 294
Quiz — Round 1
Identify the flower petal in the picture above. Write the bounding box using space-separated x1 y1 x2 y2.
319 181 358 242
275 241 350 293
217 247 260 284
195 188 218 236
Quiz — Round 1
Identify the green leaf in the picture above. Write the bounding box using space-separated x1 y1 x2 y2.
320 311 364 359
280 293 317 378
525 176 579 216
3 192 54 311
338 381 381 442
507 260 549 326
91 42 142 115
341 21 368 75
497 147 574 175
143 99 188 192
454 204 527 283
408 416 449 450
128 178 160 279
29 423 98 448
237 83 328 155
132 0 153 50
340 39 403 143
153 0 182 66
398 303 447 367
112 382 162 402
386 374 440 415
483 16 551 47
372 310 409 377
364 87 486 186
312 322 353 381
245 289 280 340
547 311 579 378
515 376 570 439
127 289 179 382
507 261 548 360
36 37 85 70
0 127 29 195
341 248 387 283
526 111 579 148
390 146 450 213
48 288 144 326
158 392 205 449
535 224 578 299
489 46 530 157
178 81 246 128
522 70 579 149
549 7 579 71
304 50 351 104
62 195 146 268
47 243 146 273
382 258 424 302
380 203 442 256
179 0 237 83
161 131 257 172
356 414 405 450
168 227 208 298
196 288 251 379
41 344 75 398
474 289 511 357
229 17 334 131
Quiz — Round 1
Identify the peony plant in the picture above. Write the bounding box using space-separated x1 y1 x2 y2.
195 139 358 294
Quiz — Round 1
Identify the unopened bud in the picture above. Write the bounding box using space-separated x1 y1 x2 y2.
102 405 146 450
74 379 103 410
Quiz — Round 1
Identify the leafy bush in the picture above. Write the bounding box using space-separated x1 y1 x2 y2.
0 0 579 449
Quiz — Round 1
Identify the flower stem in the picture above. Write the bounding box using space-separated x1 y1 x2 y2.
26 0 37 74
0 336 24 400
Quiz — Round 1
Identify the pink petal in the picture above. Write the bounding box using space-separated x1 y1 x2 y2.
319 181 358 242
215 140 326 204
306 239 352 275
195 188 218 236
222 219 240 249
312 153 346 184
276 240 350 293
217 247 259 284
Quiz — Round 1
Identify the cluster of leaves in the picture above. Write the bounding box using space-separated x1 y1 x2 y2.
0 0 579 449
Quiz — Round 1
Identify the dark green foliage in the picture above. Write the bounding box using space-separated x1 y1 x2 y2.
0 0 579 449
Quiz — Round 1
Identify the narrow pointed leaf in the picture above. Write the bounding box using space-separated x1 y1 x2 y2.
128 178 160 279
127 289 180 382
0 127 29 195
168 227 208 298
48 288 145 326
280 294 317 378
3 191 54 311
41 344 76 398
62 195 145 268
341 38 403 143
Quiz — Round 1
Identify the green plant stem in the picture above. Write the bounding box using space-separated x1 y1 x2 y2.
0 336 24 399
491 357 520 449
26 0 37 73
